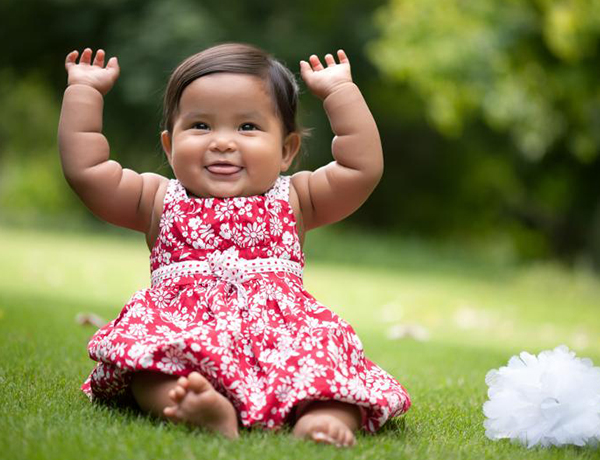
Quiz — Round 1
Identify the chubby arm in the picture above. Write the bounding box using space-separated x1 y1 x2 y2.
291 50 383 232
58 48 167 236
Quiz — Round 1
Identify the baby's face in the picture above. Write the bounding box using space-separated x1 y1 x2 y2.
162 73 298 198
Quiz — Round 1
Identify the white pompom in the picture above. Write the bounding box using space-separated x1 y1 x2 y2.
483 345 600 448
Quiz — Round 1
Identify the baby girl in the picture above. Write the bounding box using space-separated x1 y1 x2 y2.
58 43 410 447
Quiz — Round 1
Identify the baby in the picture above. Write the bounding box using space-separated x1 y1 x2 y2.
59 43 410 447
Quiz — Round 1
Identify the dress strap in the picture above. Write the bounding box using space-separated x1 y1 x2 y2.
163 179 187 205
265 176 291 201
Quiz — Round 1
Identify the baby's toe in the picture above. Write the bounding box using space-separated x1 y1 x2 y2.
163 405 181 421
312 431 336 444
311 420 354 448
329 425 346 447
187 372 211 393
169 386 186 403
342 430 355 447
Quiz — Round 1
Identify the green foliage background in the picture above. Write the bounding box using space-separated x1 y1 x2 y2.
1 0 599 267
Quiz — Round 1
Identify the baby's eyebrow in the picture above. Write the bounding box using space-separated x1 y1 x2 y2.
180 110 268 121
180 110 211 120
236 111 268 121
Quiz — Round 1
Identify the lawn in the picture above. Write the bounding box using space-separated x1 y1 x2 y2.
0 224 599 460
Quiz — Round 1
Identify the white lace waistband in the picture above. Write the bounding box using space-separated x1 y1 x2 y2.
151 256 303 287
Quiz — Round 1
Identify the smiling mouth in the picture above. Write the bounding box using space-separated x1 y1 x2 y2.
206 164 243 175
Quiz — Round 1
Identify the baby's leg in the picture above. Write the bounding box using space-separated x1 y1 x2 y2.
292 401 361 447
131 371 238 439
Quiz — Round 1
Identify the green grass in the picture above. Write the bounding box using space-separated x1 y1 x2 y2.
1 224 599 459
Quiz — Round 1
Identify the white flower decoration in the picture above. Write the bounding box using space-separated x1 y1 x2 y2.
484 345 600 448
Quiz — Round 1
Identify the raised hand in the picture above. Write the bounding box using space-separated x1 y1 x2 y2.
300 50 353 100
65 48 120 95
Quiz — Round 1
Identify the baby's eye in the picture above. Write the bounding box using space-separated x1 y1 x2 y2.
192 122 210 130
239 123 259 131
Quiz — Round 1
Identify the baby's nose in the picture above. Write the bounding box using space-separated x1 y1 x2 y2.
210 133 236 153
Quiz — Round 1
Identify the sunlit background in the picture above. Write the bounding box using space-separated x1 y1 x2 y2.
1 0 599 267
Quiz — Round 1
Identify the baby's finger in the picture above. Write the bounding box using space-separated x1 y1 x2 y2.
93 49 105 68
309 54 324 71
79 48 93 65
65 50 79 70
106 56 120 79
106 56 119 71
324 53 336 67
337 49 350 65
80 48 93 65
299 60 313 79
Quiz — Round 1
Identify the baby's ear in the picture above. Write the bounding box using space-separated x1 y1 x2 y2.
161 130 173 165
280 132 301 172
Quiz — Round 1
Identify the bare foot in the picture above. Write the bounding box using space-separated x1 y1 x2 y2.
163 371 239 439
293 401 360 448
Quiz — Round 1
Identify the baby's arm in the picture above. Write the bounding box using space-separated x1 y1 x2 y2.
58 49 167 236
292 50 383 231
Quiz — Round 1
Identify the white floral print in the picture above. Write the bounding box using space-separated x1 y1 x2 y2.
83 177 410 432
157 346 187 373
242 221 266 247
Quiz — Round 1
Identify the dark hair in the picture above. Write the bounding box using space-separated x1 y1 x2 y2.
162 43 299 135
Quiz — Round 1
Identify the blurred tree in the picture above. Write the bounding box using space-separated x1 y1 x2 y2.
2 0 599 268
370 0 600 162
369 0 600 266
0 70 77 216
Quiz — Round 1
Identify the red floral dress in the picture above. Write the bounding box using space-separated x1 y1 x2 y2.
82 176 410 431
